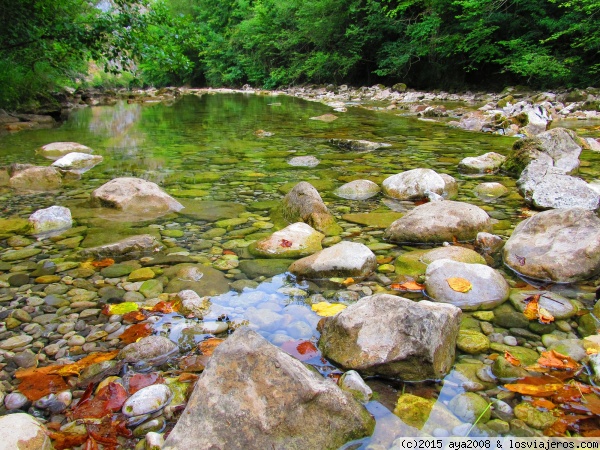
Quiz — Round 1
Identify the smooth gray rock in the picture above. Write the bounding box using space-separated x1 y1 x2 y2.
79 234 163 259
382 168 446 200
288 156 320 167
29 205 72 235
289 241 377 280
163 328 374 450
503 208 600 282
384 201 492 243
38 141 93 160
280 181 342 236
458 152 506 174
334 180 380 200
318 294 461 380
122 384 173 417
509 290 576 319
425 259 510 310
90 177 184 217
118 335 178 365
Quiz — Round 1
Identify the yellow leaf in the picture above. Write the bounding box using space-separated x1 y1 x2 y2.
447 277 472 293
106 302 140 315
523 294 540 320
311 302 347 317
538 306 554 324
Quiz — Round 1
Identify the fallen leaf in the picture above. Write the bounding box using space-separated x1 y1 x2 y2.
72 382 128 419
538 306 555 324
222 249 236 255
523 294 541 320
103 302 140 316
178 372 199 383
515 255 526 266
505 382 564 397
537 350 580 371
446 277 472 293
505 350 521 366
311 301 347 317
122 310 146 323
127 372 164 394
198 337 225 356
49 431 89 450
532 399 556 410
151 299 181 313
91 258 114 268
119 323 152 344
342 277 354 286
55 351 120 377
16 372 69 401
179 355 209 372
391 280 425 291
281 340 320 362
280 239 293 248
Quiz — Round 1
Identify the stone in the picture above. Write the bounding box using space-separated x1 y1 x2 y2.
163 263 230 296
0 218 31 236
139 279 163 298
318 294 461 380
177 200 247 222
448 392 491 423
310 113 338 122
334 179 381 200
393 393 462 433
329 139 391 151
289 241 376 280
0 334 33 350
0 413 53 450
239 259 295 279
395 246 486 277
249 222 324 258
342 212 404 229
91 177 184 217
162 328 374 450
9 166 62 191
382 168 446 200
503 208 600 282
339 370 372 403
128 268 156 282
384 201 492 243
502 128 583 175
38 141 93 159
288 156 320 167
122 384 173 417
280 181 342 236
176 289 211 318
456 329 491 354
79 234 164 259
29 206 72 235
474 182 509 201
458 152 506 174
508 290 576 319
118 335 178 365
514 402 556 430
424 259 509 310
51 152 103 172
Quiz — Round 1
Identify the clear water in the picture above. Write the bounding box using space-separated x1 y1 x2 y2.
1 93 599 445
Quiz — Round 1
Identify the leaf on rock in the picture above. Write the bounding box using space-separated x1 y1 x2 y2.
127 372 164 394
446 277 472 293
523 294 541 320
55 351 120 377
91 258 114 268
504 350 521 366
17 372 69 401
504 382 564 397
198 337 224 356
537 350 580 371
49 431 89 450
122 310 146 323
178 372 200 383
311 301 347 317
280 239 293 248
532 399 556 410
150 299 181 313
103 302 140 316
342 277 354 286
72 382 128 420
119 323 152 344
391 280 424 291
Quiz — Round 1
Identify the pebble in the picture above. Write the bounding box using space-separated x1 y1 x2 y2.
4 392 29 410
122 384 173 417
0 334 33 350
503 336 518 346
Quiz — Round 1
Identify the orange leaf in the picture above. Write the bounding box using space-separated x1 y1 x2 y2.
198 337 224 356
391 281 424 291
523 294 541 320
122 310 146 323
127 372 164 394
222 249 236 255
91 258 114 268
447 277 472 293
49 431 89 450
17 372 69 401
342 277 354 286
119 323 152 344
505 350 521 366
72 382 128 420
538 307 555 324
151 299 181 313
178 372 199 383
532 399 556 410
54 351 120 377
281 340 321 362
537 350 580 371
505 382 564 397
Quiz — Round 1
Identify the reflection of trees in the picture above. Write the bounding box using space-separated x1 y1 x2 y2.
89 101 142 137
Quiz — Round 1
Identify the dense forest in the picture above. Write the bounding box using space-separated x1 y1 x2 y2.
1 0 598 109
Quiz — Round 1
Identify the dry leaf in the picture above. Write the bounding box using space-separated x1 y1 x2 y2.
198 337 225 356
127 372 164 394
119 323 152 344
122 310 146 323
178 372 199 383
91 258 114 268
281 340 320 362
505 382 563 397
532 399 556 410
538 306 555 324
151 299 181 314
55 351 120 377
505 350 521 366
537 350 580 371
72 382 128 419
523 294 541 320
311 301 347 317
391 281 424 291
342 277 354 286
17 372 69 401
446 277 472 293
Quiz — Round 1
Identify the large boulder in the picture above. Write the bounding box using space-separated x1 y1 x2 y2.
90 177 184 216
163 328 375 450
9 166 62 191
458 152 506 174
288 241 376 280
502 128 583 175
424 259 510 310
79 234 164 259
0 413 53 450
517 160 599 210
249 222 324 258
384 201 492 243
29 206 72 235
318 294 461 380
280 181 342 236
503 208 600 282
38 141 93 160
382 168 454 200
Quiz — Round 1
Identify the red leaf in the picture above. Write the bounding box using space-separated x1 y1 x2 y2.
119 323 152 344
72 382 128 420
281 340 321 362
127 372 164 394
280 239 293 248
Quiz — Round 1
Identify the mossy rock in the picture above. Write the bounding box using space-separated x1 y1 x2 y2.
238 259 295 279
395 246 486 278
341 212 404 229
492 356 531 382
514 402 556 430
457 329 490 354
448 392 491 423
277 179 335 195
393 394 434 429
0 218 32 236
81 226 161 248
177 199 247 222
501 138 544 176
489 343 539 366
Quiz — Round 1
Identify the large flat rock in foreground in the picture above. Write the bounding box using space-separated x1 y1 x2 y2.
163 328 374 450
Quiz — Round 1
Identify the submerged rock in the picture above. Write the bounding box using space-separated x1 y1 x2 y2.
90 177 184 217
51 152 103 172
425 259 510 310
334 179 380 200
329 139 391 151
280 181 342 236
163 263 230 296
29 205 72 235
9 166 62 191
163 328 374 450
249 222 324 258
318 294 461 380
508 289 576 319
288 155 320 167
503 208 600 282
79 234 164 259
395 246 486 277
38 141 93 160
118 335 178 365
458 152 506 174
384 201 492 243
288 241 376 280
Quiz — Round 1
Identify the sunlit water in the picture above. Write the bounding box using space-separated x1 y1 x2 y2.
1 93 599 446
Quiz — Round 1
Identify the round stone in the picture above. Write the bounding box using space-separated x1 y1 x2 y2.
122 384 173 417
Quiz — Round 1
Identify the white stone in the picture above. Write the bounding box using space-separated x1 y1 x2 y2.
0 413 53 449
52 152 103 172
122 384 173 417
29 205 72 235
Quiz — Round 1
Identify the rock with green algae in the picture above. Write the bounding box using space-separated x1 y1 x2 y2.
489 344 539 366
341 211 404 228
577 312 600 337
393 393 462 433
457 329 490 354
163 263 230 296
128 267 156 282
177 199 247 222
162 328 374 450
514 402 556 430
448 392 491 423
395 246 486 278
492 303 529 329
249 222 324 259
238 259 295 279
1 248 41 261
0 218 31 238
